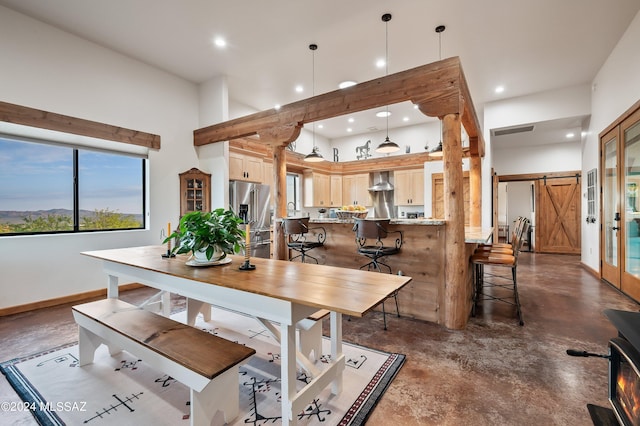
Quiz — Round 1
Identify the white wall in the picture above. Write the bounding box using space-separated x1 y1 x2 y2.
582 11 640 271
492 141 582 175
331 121 441 162
0 6 199 309
483 84 592 229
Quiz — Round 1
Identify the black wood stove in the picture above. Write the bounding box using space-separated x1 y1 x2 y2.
569 309 640 425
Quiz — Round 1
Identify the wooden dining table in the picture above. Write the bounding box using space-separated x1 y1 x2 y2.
82 245 412 425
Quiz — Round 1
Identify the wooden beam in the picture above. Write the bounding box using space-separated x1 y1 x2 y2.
194 57 484 151
257 124 302 147
0 101 160 149
442 113 468 330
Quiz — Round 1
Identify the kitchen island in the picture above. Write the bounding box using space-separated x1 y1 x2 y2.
290 218 492 324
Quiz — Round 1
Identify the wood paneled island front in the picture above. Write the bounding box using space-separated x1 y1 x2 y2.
289 218 492 325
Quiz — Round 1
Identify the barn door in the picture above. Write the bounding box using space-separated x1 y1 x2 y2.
535 176 581 254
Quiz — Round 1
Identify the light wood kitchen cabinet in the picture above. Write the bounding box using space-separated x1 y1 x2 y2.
330 175 343 207
179 168 211 216
394 168 424 206
262 161 274 205
303 170 331 207
432 171 469 224
229 152 263 182
342 173 371 206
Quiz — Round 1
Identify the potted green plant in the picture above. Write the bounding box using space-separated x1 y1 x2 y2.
164 208 245 263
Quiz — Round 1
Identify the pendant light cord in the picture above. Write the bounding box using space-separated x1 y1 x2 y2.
385 15 389 138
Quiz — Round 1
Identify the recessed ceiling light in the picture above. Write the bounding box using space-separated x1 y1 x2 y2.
376 59 386 68
413 105 419 109
347 128 353 132
295 85 303 93
376 111 391 118
403 117 409 122
317 124 324 129
566 132 575 138
274 104 281 110
213 37 227 48
339 81 357 89
348 117 354 123
495 86 505 94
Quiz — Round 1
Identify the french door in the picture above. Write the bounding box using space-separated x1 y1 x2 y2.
601 106 640 300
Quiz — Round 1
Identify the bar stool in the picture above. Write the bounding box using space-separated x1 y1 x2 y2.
283 217 326 263
471 218 530 326
353 218 403 330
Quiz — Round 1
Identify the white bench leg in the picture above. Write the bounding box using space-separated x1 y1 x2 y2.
77 326 122 366
298 320 323 363
190 366 239 426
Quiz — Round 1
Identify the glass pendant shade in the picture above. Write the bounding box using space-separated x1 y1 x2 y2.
376 136 400 153
304 146 324 162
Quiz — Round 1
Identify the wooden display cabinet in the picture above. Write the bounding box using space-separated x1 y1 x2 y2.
179 168 211 216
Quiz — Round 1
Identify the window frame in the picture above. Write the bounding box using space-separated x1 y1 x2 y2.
0 102 159 238
0 134 147 236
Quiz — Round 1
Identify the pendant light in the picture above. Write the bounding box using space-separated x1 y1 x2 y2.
429 25 446 158
304 43 325 162
375 13 400 154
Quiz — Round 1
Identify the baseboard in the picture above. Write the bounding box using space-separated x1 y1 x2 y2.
580 261 600 279
0 282 146 317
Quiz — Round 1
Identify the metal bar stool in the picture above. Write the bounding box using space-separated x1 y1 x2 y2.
471 218 530 326
283 217 326 264
353 218 403 330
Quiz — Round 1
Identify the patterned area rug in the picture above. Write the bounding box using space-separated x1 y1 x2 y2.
1 307 404 425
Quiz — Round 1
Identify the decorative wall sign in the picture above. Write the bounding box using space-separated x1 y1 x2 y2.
356 140 372 160
333 148 339 162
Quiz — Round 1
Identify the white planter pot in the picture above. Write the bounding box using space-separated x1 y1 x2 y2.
192 246 224 263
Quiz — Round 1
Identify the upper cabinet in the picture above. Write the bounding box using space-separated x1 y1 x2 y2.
330 175 343 207
179 168 211 217
303 170 331 207
262 161 274 205
394 168 424 206
342 173 371 207
229 152 263 182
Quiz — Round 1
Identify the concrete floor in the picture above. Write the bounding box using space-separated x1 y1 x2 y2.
1 252 638 425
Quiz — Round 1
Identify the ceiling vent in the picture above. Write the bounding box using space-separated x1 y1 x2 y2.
492 125 535 137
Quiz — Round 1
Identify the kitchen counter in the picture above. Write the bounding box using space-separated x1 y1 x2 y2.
308 218 492 244
283 219 493 324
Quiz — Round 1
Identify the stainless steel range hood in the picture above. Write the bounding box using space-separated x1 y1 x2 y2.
369 171 393 192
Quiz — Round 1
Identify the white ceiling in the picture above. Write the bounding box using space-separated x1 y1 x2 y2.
1 0 638 142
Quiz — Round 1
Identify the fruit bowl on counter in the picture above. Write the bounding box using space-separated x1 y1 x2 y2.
336 206 368 219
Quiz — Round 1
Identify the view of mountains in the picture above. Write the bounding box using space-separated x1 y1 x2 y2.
0 209 143 224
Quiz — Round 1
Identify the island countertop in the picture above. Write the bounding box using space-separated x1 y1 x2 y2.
306 218 492 244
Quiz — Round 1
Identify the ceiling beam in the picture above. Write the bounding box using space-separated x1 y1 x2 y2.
194 57 484 157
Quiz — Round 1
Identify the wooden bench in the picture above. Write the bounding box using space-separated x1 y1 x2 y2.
187 299 329 362
72 298 255 426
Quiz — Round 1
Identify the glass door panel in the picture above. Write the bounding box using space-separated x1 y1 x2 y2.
602 129 620 288
624 120 640 277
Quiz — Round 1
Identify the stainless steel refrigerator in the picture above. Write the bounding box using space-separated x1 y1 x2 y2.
229 181 271 259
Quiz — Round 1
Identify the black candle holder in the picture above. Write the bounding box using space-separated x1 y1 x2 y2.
239 248 255 270
161 250 176 259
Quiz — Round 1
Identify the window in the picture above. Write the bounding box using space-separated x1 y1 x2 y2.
587 168 597 224
0 135 145 235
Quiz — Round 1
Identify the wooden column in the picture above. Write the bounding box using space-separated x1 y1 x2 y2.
469 153 482 227
257 124 302 261
273 145 288 260
442 113 467 330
